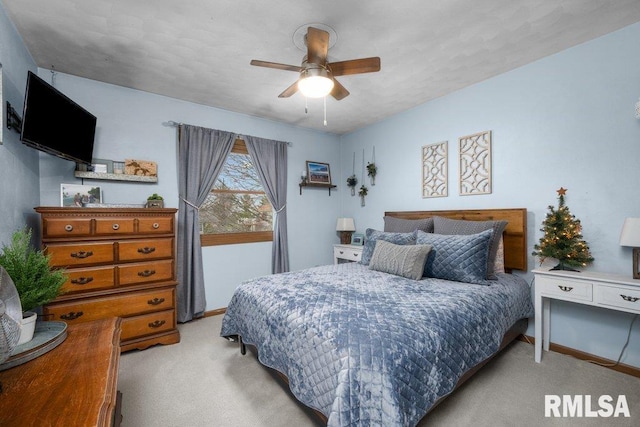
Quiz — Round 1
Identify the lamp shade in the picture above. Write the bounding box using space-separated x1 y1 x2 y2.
336 217 355 232
619 218 640 247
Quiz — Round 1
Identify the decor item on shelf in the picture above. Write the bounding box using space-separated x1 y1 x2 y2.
532 188 594 271
619 217 640 279
459 130 492 195
113 161 125 174
358 185 368 207
422 141 448 198
60 183 102 207
351 233 364 245
91 158 113 174
367 146 377 186
125 159 158 177
300 170 307 184
0 228 66 344
146 193 164 208
306 161 331 184
336 218 356 244
0 267 22 363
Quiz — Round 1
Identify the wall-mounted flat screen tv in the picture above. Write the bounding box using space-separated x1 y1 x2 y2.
21 71 96 165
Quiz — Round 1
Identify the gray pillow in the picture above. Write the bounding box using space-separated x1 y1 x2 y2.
369 240 432 280
433 216 507 279
383 216 434 233
360 228 416 265
416 229 493 285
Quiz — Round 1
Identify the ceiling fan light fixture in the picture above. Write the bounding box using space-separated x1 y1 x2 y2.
298 67 334 98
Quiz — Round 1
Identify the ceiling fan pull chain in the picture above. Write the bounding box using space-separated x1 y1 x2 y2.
323 96 328 126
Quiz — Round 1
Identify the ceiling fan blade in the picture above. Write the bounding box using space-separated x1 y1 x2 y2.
251 60 301 72
328 57 381 76
306 27 330 65
278 80 299 98
330 79 350 100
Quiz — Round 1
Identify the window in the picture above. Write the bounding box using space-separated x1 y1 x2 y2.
199 139 273 246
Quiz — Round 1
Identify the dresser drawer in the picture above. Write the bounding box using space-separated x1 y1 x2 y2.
42 217 92 238
595 285 640 314
536 276 593 301
118 238 174 262
46 242 115 267
45 287 175 324
61 266 116 293
138 216 174 234
121 309 175 340
118 260 174 285
334 246 362 262
95 217 136 235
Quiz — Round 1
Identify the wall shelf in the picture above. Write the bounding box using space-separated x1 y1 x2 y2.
299 182 337 196
74 171 158 183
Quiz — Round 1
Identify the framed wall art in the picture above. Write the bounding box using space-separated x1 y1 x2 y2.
306 161 332 184
459 130 492 196
422 141 448 198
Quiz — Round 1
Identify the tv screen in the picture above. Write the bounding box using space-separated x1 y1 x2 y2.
21 71 96 165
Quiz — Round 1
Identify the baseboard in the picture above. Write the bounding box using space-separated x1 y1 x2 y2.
520 335 640 378
204 308 226 317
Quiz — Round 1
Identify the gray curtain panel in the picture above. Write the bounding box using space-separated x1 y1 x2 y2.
177 125 235 322
244 136 290 273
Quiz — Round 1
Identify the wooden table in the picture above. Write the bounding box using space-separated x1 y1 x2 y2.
0 317 122 426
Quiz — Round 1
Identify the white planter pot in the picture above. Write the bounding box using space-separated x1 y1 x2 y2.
17 311 37 345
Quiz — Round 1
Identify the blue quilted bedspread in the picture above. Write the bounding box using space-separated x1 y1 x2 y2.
220 263 533 426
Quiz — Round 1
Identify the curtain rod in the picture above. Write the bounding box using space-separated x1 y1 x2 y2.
163 120 292 146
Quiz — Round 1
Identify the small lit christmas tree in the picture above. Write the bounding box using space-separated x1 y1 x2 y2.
532 187 594 271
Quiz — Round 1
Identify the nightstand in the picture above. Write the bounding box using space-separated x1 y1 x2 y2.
533 268 640 363
333 244 363 264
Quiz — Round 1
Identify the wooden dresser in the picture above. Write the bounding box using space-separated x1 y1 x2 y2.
35 207 180 351
0 318 122 426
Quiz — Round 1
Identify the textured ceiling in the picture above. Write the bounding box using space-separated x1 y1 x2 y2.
4 0 640 134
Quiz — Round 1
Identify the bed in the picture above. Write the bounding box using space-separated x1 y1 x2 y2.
220 208 533 426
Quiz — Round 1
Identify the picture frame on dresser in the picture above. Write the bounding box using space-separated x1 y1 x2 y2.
60 183 102 207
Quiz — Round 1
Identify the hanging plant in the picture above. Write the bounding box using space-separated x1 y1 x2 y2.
366 162 377 186
347 175 358 196
358 185 368 207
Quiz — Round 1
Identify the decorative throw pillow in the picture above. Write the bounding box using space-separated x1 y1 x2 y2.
360 229 416 266
416 229 493 285
383 216 434 233
432 216 507 279
369 240 432 280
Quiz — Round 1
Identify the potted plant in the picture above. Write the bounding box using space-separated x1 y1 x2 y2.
347 175 358 196
146 193 164 208
0 227 67 344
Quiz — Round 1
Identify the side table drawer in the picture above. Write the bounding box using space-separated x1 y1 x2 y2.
537 276 593 302
596 285 640 314
334 247 362 262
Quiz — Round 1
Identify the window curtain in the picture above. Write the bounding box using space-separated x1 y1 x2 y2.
177 125 235 322
244 136 290 273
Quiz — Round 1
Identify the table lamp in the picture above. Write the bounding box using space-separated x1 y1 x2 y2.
336 218 356 244
619 218 640 279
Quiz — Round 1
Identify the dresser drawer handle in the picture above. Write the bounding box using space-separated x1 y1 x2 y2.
152 223 160 229
70 251 93 259
138 269 156 277
148 320 166 329
621 295 640 303
148 297 165 306
71 276 94 285
60 311 84 320
353 253 359 257
112 224 120 230
138 247 156 254
558 285 573 292
64 224 74 232
339 251 344 254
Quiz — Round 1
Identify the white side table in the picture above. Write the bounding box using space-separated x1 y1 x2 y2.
333 244 363 264
533 268 640 363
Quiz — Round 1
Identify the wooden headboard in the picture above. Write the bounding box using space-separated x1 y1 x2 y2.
384 208 527 272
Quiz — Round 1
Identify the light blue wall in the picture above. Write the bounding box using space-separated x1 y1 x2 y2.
0 2 40 244
339 22 640 367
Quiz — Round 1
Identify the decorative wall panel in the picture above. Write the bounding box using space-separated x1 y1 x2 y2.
422 141 448 198
459 130 492 195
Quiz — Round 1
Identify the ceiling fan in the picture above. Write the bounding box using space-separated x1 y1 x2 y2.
250 26 381 100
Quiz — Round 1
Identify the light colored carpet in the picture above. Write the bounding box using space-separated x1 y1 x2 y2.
118 315 640 426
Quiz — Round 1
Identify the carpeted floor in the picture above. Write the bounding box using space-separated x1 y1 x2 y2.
118 315 640 426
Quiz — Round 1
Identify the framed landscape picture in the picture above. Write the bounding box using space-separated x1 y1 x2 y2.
306 161 331 184
61 183 102 207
